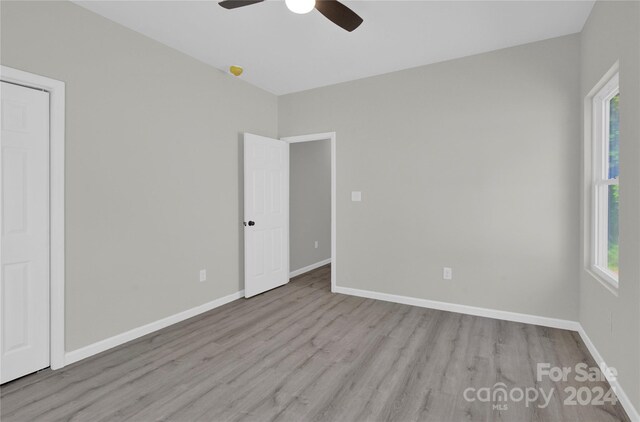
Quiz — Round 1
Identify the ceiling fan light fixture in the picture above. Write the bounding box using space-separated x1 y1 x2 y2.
285 0 315 14
218 0 363 32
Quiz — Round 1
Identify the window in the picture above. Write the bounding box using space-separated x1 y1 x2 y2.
591 72 620 287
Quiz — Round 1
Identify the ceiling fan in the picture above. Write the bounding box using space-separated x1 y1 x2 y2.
218 0 364 32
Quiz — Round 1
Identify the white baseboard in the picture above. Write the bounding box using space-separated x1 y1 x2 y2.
64 290 244 366
334 286 580 331
577 326 640 422
334 285 639 421
289 258 331 278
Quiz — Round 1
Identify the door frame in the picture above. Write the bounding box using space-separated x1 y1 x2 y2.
281 132 336 292
1 65 66 370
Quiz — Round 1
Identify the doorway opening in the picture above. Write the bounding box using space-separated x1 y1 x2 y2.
282 133 336 292
242 132 336 297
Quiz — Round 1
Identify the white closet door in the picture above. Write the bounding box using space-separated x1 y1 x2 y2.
1 81 50 383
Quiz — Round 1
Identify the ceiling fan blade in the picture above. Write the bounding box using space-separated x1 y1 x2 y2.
314 0 363 32
218 0 264 10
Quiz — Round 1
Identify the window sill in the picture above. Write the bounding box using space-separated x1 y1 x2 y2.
586 266 619 297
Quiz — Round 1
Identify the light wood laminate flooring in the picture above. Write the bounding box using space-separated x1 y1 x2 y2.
1 265 630 421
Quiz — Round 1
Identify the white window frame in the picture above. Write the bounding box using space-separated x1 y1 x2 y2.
590 72 619 288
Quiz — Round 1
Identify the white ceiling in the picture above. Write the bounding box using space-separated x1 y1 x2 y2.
74 1 594 95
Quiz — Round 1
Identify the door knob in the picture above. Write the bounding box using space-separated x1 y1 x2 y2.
248 221 255 226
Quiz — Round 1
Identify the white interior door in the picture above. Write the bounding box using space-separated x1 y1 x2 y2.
244 133 289 298
1 81 50 383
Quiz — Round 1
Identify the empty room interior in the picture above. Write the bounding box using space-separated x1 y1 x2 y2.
1 0 639 421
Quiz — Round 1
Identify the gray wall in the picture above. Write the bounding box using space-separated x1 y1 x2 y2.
0 1 278 351
580 0 640 410
280 34 581 321
290 140 331 271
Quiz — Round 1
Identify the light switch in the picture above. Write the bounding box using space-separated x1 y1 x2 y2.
351 191 362 202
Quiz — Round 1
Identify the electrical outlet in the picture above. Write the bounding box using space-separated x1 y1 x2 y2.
199 269 207 282
443 267 453 280
314 241 319 249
